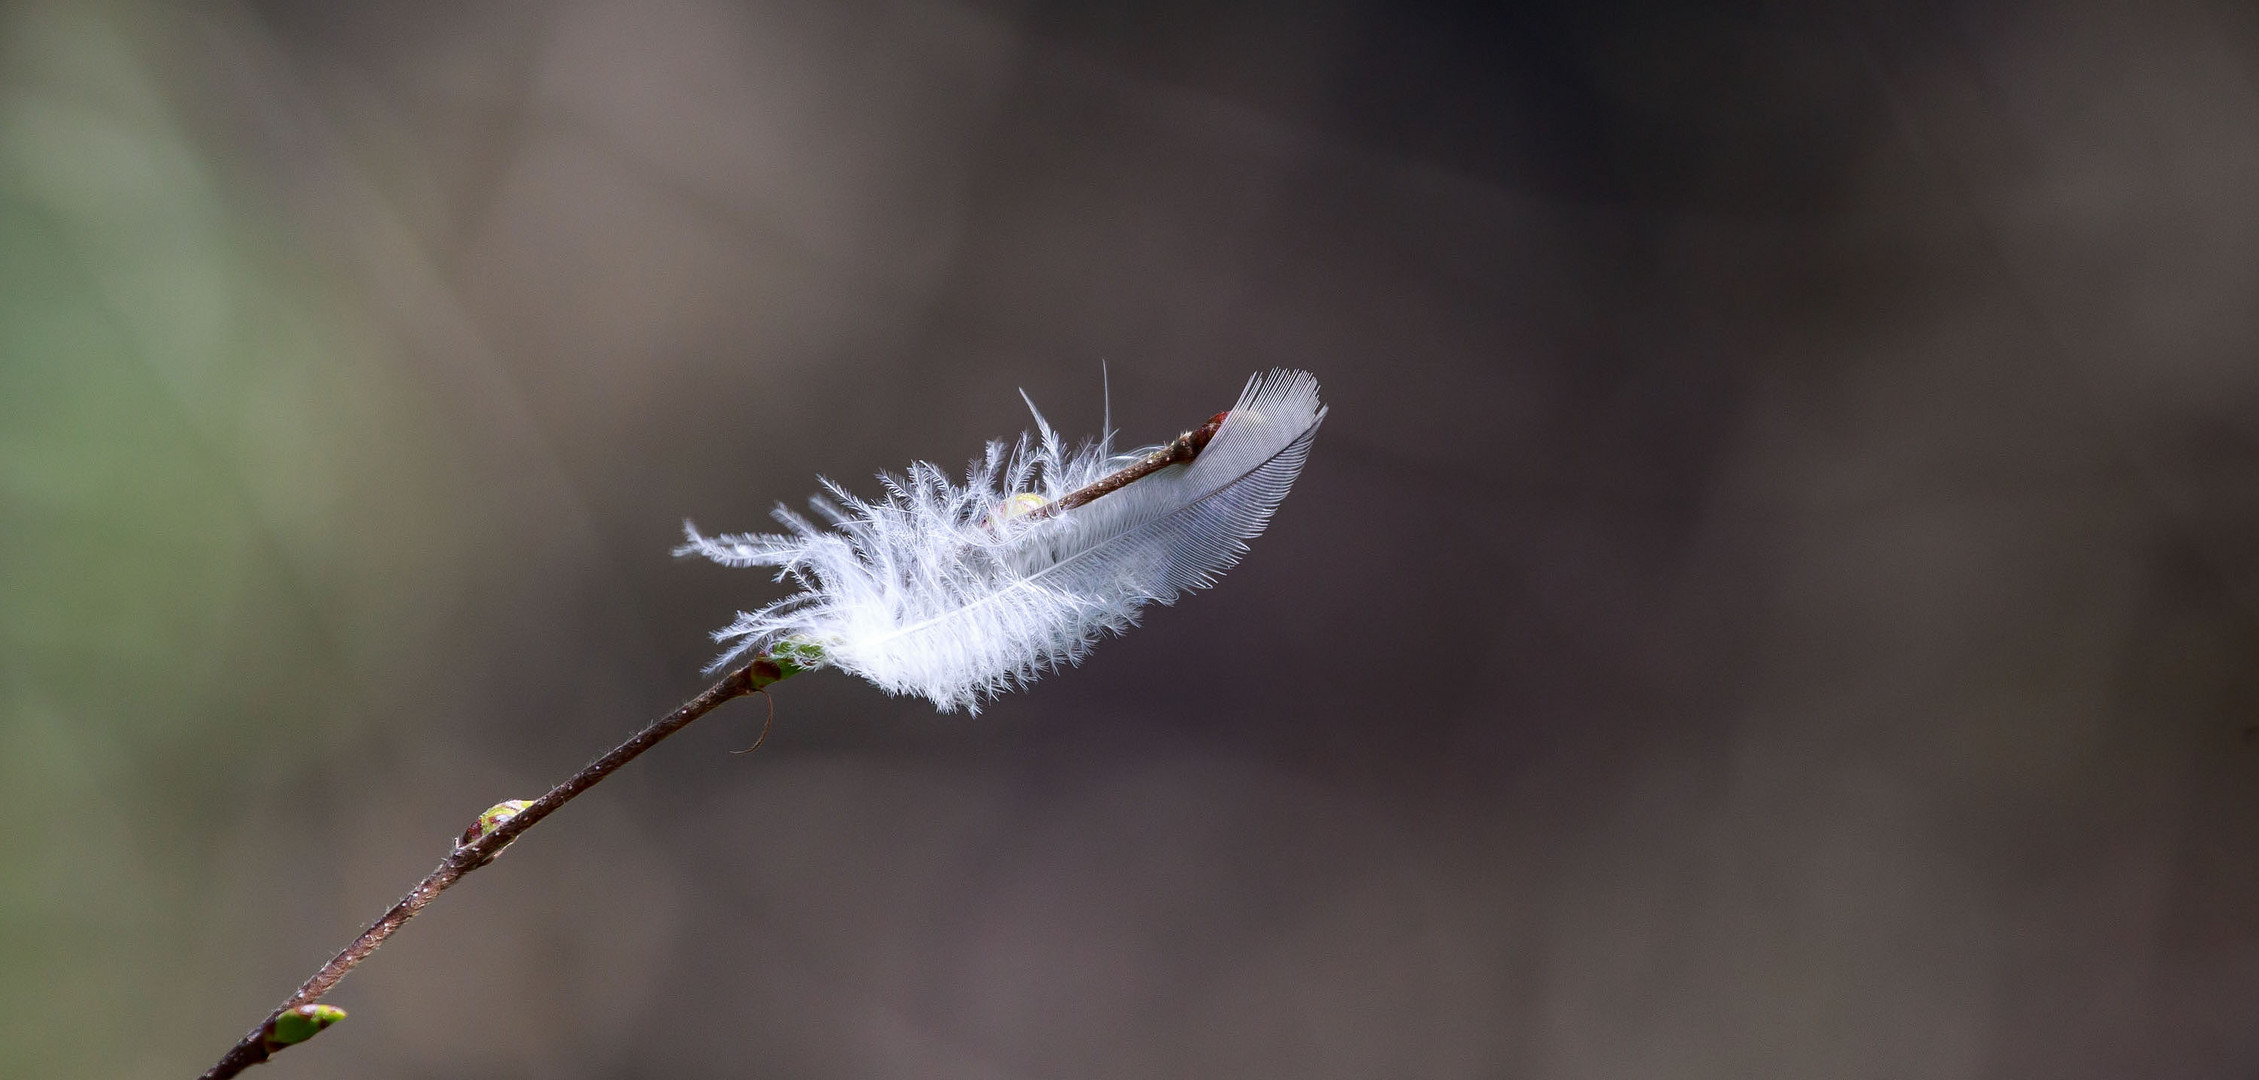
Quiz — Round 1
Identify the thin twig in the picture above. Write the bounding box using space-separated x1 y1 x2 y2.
1022 411 1228 521
198 657 787 1080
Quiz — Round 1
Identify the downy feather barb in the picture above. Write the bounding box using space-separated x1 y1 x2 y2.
676 369 1326 712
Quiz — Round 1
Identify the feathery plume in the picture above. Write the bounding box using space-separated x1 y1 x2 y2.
677 369 1327 712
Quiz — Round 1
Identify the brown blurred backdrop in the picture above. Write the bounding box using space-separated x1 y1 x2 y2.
5 1 2259 1077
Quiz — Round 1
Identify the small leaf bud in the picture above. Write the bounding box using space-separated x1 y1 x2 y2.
265 1003 346 1048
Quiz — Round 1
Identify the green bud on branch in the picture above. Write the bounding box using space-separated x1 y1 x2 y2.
457 799 533 852
760 638 825 683
263 1004 345 1050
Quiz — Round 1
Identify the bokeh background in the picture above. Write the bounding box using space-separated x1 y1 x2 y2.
7 0 2259 1076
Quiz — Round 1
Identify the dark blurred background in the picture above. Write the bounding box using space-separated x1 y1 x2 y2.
6 0 2259 1076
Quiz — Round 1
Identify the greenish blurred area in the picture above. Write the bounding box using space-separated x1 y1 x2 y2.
0 4 451 1074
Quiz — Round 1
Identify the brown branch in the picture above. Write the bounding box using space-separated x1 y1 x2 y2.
198 656 791 1080
1023 410 1228 521
199 402 1231 1078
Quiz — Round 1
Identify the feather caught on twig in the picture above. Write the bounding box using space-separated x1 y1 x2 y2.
677 369 1327 713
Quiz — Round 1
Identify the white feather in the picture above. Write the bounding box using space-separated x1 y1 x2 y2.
677 369 1327 713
